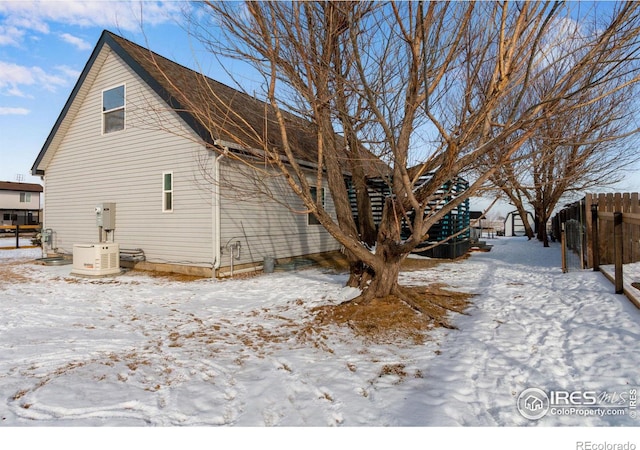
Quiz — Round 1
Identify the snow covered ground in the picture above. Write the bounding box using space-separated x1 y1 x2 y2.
1 237 639 443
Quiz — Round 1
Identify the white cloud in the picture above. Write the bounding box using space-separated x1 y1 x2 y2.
0 107 30 116
0 25 25 46
32 66 68 92
54 65 82 79
0 1 183 47
59 32 91 50
6 86 29 98
6 14 51 34
0 60 72 96
0 61 35 86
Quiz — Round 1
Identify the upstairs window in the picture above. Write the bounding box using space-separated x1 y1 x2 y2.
163 172 173 212
19 192 31 203
308 186 325 225
102 85 125 133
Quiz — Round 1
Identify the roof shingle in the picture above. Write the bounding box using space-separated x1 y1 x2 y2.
0 181 43 192
33 30 388 178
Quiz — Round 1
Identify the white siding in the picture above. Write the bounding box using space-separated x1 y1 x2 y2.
41 43 340 273
218 159 341 268
43 47 215 267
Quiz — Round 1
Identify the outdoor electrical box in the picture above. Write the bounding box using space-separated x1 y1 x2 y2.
71 243 120 276
42 228 52 243
95 203 116 230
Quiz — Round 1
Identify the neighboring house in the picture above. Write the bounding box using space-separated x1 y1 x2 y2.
0 181 42 227
31 30 353 277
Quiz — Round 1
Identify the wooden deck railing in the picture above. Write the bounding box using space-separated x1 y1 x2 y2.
0 225 41 249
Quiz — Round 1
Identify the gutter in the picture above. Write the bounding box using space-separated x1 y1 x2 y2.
211 139 361 176
212 141 229 275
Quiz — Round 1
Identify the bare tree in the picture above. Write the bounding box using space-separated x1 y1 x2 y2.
484 2 640 246
149 1 640 309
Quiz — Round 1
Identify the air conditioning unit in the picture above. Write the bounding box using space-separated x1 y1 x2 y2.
71 243 120 276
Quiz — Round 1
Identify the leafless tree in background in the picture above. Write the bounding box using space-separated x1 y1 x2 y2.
157 1 640 309
483 2 640 246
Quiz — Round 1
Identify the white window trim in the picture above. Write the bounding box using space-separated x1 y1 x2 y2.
162 171 174 213
102 83 126 135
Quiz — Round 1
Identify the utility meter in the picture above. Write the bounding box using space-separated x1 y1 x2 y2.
95 202 116 230
42 228 52 243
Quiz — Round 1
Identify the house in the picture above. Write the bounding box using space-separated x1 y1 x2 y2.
0 181 42 227
31 30 353 277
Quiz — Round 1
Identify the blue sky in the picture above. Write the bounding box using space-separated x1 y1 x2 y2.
1 1 640 216
0 0 239 185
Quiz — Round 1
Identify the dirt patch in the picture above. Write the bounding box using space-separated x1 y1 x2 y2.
0 261 33 286
312 284 472 345
305 251 454 272
401 257 447 271
126 271 208 283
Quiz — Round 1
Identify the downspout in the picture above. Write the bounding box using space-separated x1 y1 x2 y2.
40 174 46 257
212 145 228 277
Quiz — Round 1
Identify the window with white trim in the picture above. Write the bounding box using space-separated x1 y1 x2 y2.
19 192 31 203
163 172 173 212
308 186 325 225
102 85 125 133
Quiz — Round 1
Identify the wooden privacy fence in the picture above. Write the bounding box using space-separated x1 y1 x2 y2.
585 193 640 302
585 193 640 269
554 193 640 305
0 225 41 249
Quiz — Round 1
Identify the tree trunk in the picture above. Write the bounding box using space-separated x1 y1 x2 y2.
541 225 550 247
536 210 550 247
358 196 405 300
361 249 402 301
347 257 374 288
513 203 535 239
351 177 377 248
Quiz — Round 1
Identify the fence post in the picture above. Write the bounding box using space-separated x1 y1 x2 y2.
591 204 599 271
15 224 20 249
561 222 567 273
614 211 623 294
632 192 639 262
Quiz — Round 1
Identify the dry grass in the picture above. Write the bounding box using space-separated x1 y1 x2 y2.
307 252 473 345
0 261 32 287
3 251 473 347
312 284 472 345
128 271 208 283
308 250 453 273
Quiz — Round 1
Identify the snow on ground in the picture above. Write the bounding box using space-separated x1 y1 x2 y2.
1 237 639 429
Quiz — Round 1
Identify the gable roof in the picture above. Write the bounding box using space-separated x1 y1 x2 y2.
0 181 43 193
32 30 387 178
